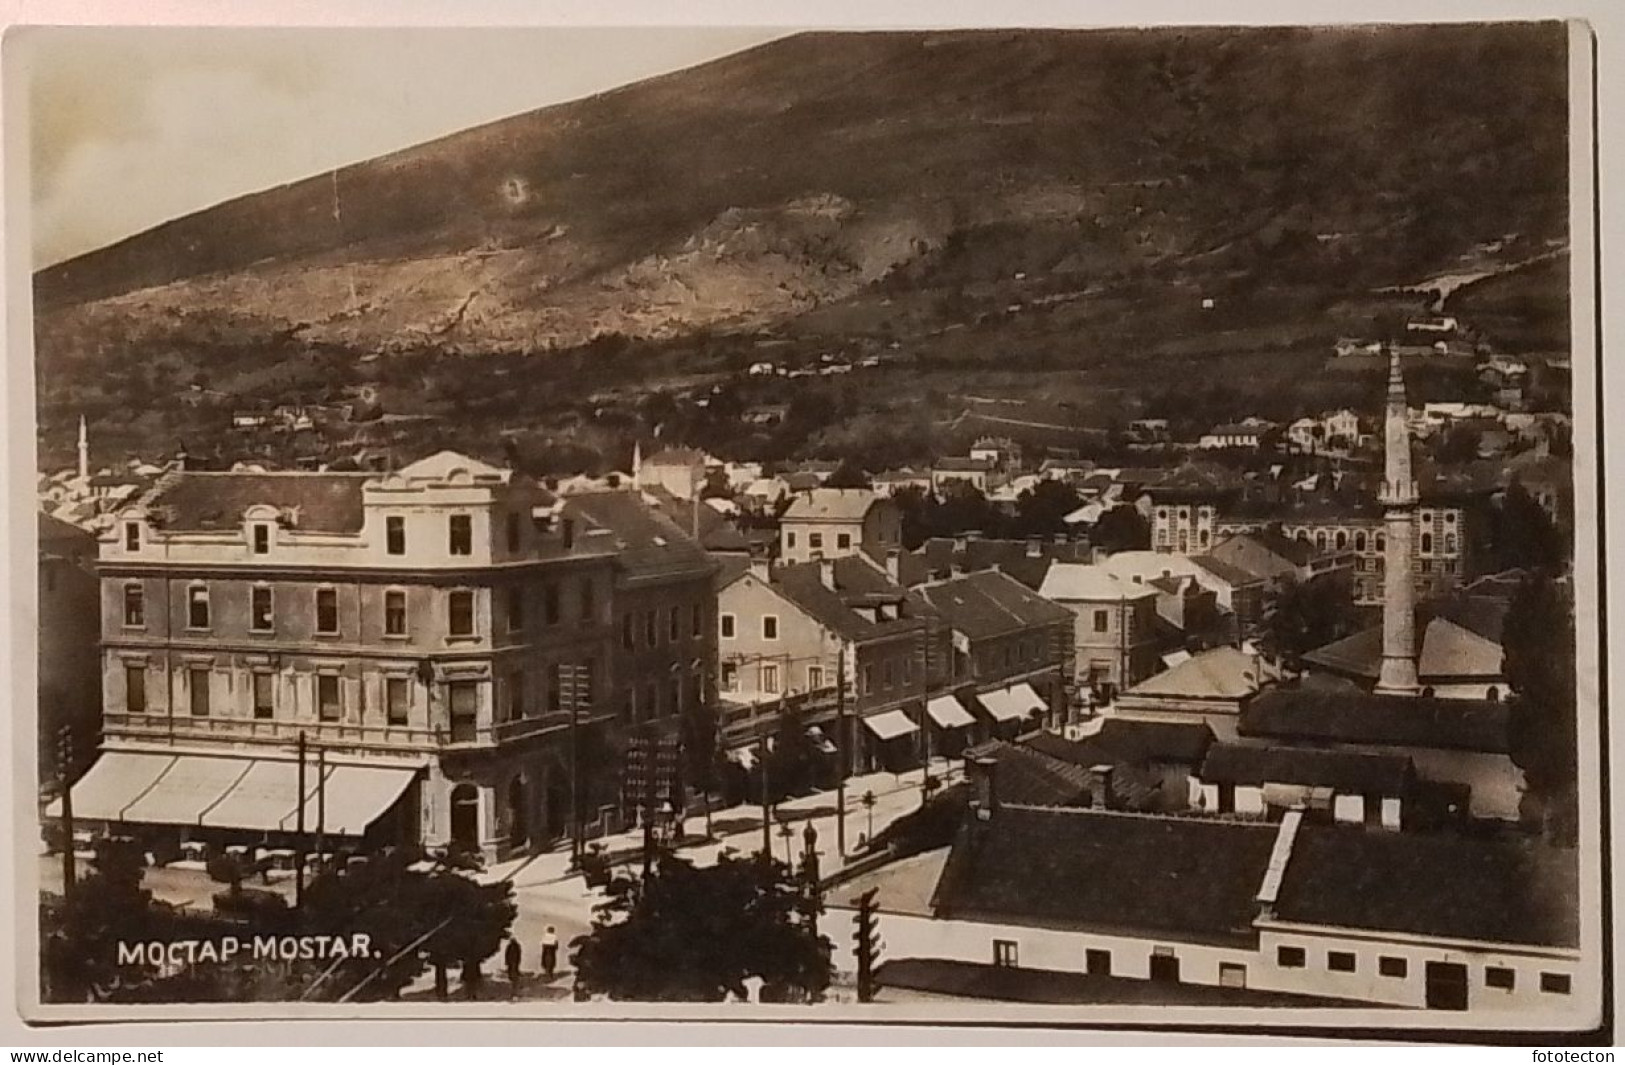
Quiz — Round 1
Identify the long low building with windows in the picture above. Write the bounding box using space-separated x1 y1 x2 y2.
823 795 1586 1017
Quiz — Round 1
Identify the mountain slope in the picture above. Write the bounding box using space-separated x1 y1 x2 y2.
36 25 1569 358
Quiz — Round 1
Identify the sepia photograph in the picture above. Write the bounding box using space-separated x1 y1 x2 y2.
8 11 1606 1039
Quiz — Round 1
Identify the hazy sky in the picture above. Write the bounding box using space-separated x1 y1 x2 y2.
24 26 788 269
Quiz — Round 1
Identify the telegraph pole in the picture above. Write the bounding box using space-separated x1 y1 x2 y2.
57 726 76 898
568 664 583 868
315 745 327 859
760 706 775 862
835 644 847 859
294 730 307 908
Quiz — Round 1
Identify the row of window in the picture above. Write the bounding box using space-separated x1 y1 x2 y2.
119 582 596 640
124 663 426 726
719 613 776 641
621 603 707 651
1275 946 1571 992
1155 507 1215 522
783 530 855 552
127 511 550 559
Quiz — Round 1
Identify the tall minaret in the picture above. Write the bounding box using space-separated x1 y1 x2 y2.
632 440 643 481
1374 346 1421 696
76 415 89 483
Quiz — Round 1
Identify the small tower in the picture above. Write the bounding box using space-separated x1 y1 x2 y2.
632 440 643 481
76 416 89 483
1374 346 1421 696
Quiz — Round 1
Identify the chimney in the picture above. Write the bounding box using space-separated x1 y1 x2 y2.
1091 546 1109 564
750 557 771 583
1053 533 1068 544
1087 764 1115 810
885 548 901 582
560 517 576 550
970 755 999 820
1026 537 1042 558
953 535 968 552
819 557 837 591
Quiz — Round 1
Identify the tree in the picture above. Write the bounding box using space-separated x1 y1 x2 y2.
765 704 819 803
294 846 517 1001
1435 424 1483 465
1011 479 1082 539
823 459 872 489
1260 572 1358 670
1091 505 1151 554
1488 480 1566 572
571 851 832 1002
1503 571 1577 845
41 838 171 1003
680 698 723 837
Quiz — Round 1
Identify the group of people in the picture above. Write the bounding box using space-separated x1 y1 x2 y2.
501 926 561 1000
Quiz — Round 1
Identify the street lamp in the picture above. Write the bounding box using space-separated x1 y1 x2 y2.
778 818 795 865
861 790 877 842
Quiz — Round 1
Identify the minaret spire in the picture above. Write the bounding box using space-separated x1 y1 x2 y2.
632 439 643 480
77 415 89 483
1374 345 1421 696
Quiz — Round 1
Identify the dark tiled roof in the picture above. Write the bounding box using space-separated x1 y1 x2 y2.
1301 626 1385 681
1432 595 1509 644
963 740 1092 808
1275 825 1579 948
1240 689 1510 754
641 487 754 553
144 471 371 533
38 511 93 547
561 490 716 585
931 806 1278 945
771 556 923 643
714 555 753 590
907 538 1093 591
1028 720 1215 767
1190 554 1265 588
912 570 1074 641
1200 743 1413 795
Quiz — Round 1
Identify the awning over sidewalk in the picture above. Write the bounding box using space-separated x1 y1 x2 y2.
309 765 418 836
926 695 976 730
199 758 321 832
45 751 175 821
862 710 919 742
122 756 255 826
976 683 1047 723
50 750 417 835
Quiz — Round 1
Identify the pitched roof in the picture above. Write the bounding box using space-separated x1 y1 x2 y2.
640 487 753 553
1032 719 1215 767
906 538 1093 591
643 447 713 466
1199 743 1413 795
38 510 93 547
143 471 372 534
781 487 880 522
912 570 1074 640
770 556 922 643
931 807 1279 945
394 450 510 483
559 490 715 584
1418 615 1506 681
1039 563 1157 602
1274 825 1579 948
1123 646 1263 702
962 741 1092 807
1240 689 1510 754
1190 554 1265 588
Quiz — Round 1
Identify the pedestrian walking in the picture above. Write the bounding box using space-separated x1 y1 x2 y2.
540 925 559 979
504 938 523 999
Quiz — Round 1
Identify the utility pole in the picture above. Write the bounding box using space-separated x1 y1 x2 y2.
853 888 881 1004
760 713 774 862
57 726 76 898
295 730 307 908
567 663 583 868
835 644 847 859
315 745 328 860
641 724 657 879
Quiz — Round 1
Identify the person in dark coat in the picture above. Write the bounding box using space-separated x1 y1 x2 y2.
540 926 559 979
504 938 523 999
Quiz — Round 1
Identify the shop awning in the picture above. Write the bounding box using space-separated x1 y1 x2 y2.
199 758 320 832
45 751 176 821
862 710 919 742
978 683 1046 723
926 695 976 730
120 755 255 826
305 765 418 837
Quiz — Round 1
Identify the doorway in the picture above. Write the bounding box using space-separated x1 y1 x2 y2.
1149 951 1180 983
507 777 529 849
449 784 480 851
1425 961 1469 1010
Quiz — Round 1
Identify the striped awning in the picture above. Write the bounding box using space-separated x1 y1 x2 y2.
976 683 1047 723
45 751 175 821
862 710 919 742
926 695 976 730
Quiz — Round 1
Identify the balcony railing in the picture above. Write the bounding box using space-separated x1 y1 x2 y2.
104 708 587 754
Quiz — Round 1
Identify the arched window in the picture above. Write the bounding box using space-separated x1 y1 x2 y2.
1335 531 1347 550
1315 531 1328 552
1355 531 1367 552
1377 533 1387 552
1444 533 1457 553
1198 530 1210 548
1421 532 1433 553
450 784 480 850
